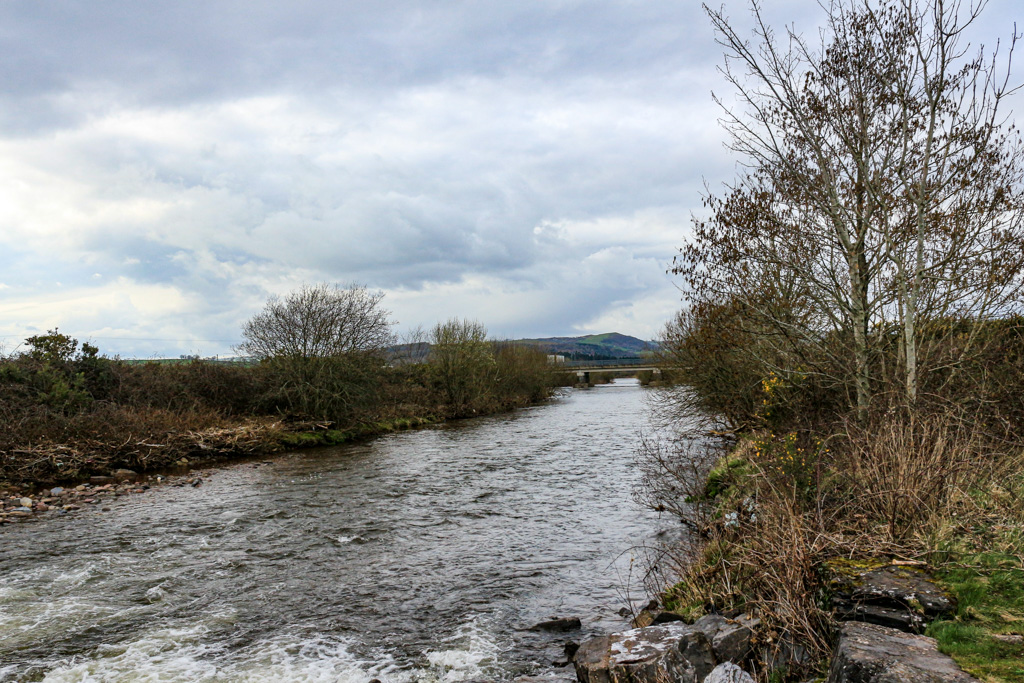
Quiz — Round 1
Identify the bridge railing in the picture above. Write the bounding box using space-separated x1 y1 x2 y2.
558 358 652 369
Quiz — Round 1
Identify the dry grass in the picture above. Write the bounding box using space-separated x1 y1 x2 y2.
831 411 1022 546
647 409 1024 680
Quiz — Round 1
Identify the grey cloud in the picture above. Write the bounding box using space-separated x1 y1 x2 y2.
0 1 717 135
3 0 1018 356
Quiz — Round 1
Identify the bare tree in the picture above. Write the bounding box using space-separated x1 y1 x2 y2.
238 283 395 422
869 0 1024 402
239 283 395 360
676 0 1024 416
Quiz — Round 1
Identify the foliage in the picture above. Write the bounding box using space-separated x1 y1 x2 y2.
1 321 557 484
491 341 555 404
652 299 846 432
7 329 111 413
429 318 494 416
259 352 385 424
751 431 823 497
676 0 1024 416
651 302 765 430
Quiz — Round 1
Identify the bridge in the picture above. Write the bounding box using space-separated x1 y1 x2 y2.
559 358 652 369
551 358 663 386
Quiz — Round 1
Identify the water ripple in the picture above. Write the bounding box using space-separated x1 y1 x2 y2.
0 380 671 682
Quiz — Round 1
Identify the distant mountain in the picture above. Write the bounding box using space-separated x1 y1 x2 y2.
518 333 657 360
387 332 657 363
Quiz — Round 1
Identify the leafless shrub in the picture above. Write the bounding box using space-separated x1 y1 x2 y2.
832 410 1024 544
634 426 723 532
239 283 395 360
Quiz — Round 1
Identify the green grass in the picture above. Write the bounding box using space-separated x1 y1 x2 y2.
702 449 753 500
928 542 1024 682
578 333 614 345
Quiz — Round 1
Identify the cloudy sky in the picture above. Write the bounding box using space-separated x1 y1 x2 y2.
0 1 1019 357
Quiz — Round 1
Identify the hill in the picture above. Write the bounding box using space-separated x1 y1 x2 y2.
518 333 656 361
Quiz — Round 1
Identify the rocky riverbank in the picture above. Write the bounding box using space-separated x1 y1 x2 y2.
570 569 982 683
0 414 442 498
1 468 203 525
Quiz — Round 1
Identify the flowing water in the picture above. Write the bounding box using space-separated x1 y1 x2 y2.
0 379 672 682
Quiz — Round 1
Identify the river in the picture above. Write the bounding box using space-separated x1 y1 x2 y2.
0 379 670 682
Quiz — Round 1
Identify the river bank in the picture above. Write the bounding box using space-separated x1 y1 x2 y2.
1 335 561 492
0 413 446 523
639 430 1024 681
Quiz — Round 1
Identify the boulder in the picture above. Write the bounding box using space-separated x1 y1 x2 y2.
703 662 755 683
829 563 955 633
530 617 582 632
632 609 686 628
692 614 759 663
827 621 979 682
574 623 715 683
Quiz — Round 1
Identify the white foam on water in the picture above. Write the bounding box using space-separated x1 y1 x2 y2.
0 561 130 652
224 632 395 683
144 584 169 603
335 535 361 545
41 622 222 683
37 620 395 683
422 619 500 682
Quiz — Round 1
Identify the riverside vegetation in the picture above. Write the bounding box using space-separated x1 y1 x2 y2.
636 1 1024 681
0 290 559 490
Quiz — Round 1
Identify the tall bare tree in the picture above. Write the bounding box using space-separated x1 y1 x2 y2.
676 0 1024 416
238 283 395 421
239 283 395 360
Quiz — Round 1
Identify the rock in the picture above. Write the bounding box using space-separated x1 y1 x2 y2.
829 563 955 634
633 609 686 628
693 613 759 663
50 487 64 496
35 502 49 512
530 617 582 632
19 497 32 507
113 469 137 480
704 662 755 683
75 485 87 491
565 640 580 661
826 621 980 682
63 504 81 510
574 622 716 683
